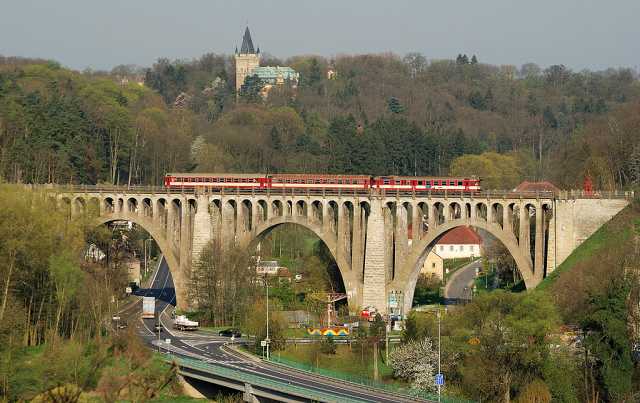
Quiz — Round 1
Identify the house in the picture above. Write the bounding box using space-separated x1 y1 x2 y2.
256 260 281 276
434 227 483 259
420 251 444 281
256 260 292 284
514 181 560 194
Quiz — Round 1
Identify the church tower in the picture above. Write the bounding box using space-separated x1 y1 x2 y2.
235 26 260 91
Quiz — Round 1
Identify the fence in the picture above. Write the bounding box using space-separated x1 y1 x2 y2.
165 354 367 403
268 355 472 403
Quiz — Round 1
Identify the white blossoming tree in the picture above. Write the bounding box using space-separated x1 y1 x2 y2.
389 338 439 392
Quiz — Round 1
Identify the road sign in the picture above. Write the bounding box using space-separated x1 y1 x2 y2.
260 340 267 347
388 294 398 308
435 373 444 386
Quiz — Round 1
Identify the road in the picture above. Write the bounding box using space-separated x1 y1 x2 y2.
120 257 429 403
444 259 482 305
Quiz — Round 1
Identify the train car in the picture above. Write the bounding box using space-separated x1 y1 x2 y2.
269 174 371 191
164 173 267 189
372 176 481 192
163 173 481 193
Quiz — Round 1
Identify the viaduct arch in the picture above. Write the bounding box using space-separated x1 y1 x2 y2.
50 186 631 315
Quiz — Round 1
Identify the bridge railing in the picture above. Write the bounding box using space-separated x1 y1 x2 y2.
35 183 635 200
267 354 470 402
165 354 367 403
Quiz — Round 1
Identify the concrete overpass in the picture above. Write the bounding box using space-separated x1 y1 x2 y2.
50 185 632 314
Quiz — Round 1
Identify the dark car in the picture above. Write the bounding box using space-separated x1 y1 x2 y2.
218 328 241 337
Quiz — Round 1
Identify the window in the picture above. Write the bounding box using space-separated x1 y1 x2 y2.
469 245 473 251
458 181 463 186
432 263 436 268
450 245 454 251
439 245 444 252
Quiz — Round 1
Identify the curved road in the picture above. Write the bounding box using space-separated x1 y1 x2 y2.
444 259 482 304
121 257 430 403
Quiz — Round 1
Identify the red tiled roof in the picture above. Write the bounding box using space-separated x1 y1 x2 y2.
515 181 560 193
437 227 482 245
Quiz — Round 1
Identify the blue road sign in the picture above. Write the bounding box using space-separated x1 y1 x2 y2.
435 373 444 386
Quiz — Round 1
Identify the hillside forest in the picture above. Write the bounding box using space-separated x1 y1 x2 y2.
1 53 639 189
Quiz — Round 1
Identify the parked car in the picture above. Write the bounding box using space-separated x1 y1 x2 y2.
218 328 241 337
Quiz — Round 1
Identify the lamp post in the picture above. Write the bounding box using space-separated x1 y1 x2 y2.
437 308 442 403
265 275 270 361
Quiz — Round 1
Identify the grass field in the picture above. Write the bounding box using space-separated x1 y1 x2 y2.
537 201 638 292
275 343 396 382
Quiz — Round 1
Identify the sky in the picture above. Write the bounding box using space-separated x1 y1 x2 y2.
1 0 639 72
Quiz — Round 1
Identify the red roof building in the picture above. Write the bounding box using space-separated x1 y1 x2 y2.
435 227 483 259
438 226 483 245
514 181 560 193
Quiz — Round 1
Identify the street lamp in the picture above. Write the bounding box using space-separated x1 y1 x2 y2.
265 275 270 361
437 308 442 403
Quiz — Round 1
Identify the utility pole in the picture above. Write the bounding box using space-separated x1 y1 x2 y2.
437 309 441 403
265 275 270 361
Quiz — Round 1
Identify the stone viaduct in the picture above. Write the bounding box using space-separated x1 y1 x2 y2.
52 186 632 315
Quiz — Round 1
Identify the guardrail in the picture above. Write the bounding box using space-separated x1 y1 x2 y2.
164 354 368 403
28 183 635 200
267 355 470 403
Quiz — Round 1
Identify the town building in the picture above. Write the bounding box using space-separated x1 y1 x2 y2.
420 250 444 280
434 226 483 259
234 26 299 94
408 225 482 276
256 260 292 284
514 180 560 194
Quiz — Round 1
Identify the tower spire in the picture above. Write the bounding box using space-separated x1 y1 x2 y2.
240 26 256 54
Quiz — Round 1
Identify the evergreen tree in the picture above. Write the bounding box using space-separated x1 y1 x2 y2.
387 97 404 114
471 55 479 64
307 58 323 87
581 277 634 401
239 74 264 103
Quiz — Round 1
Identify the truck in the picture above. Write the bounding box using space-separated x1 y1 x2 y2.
142 297 155 319
173 315 199 331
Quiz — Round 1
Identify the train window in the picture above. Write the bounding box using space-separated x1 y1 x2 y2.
458 181 463 186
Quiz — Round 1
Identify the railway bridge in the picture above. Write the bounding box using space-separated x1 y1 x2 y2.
50 186 631 314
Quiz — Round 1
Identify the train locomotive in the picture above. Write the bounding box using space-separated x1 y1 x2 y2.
164 173 481 193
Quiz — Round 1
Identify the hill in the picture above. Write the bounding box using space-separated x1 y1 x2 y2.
537 198 639 323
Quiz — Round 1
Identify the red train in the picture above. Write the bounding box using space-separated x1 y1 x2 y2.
164 173 481 193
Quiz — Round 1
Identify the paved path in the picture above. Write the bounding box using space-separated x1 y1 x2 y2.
444 259 482 305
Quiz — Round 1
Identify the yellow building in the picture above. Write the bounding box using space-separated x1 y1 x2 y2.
420 251 444 281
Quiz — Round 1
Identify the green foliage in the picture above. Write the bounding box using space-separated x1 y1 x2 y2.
320 335 337 355
239 74 265 103
387 97 404 114
412 274 442 306
449 151 528 189
582 277 634 400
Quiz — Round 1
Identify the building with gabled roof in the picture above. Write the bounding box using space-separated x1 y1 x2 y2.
434 227 483 259
514 181 560 194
